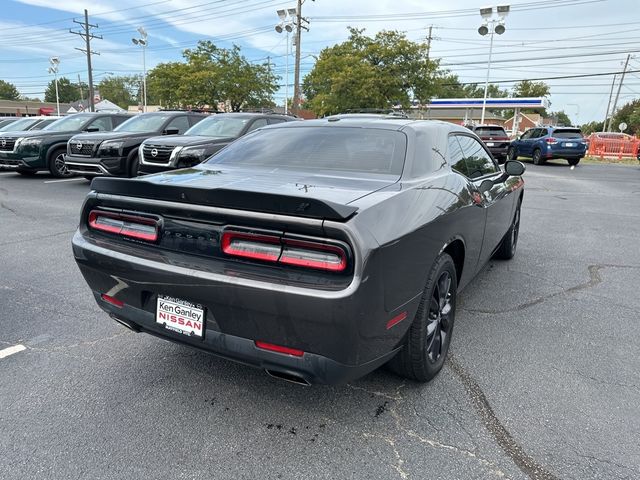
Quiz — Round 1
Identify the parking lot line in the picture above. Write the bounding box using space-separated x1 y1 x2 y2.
43 178 85 184
0 171 15 175
0 344 26 359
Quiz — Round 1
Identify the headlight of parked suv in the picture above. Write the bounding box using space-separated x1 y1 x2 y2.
15 137 43 150
97 140 125 157
178 147 207 163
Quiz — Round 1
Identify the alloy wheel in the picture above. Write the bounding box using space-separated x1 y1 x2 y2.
426 271 453 362
54 153 72 177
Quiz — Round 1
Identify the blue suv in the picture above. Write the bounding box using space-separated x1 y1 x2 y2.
508 126 587 166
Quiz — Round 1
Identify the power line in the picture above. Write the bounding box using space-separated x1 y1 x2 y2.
70 10 101 112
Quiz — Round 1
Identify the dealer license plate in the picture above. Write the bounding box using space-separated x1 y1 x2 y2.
564 142 575 147
156 295 205 338
486 142 495 147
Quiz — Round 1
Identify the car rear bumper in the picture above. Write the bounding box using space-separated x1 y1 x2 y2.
72 231 415 384
487 145 509 158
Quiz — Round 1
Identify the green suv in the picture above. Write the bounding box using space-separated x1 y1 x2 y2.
0 113 130 177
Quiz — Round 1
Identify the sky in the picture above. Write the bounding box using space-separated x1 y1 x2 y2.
0 0 638 125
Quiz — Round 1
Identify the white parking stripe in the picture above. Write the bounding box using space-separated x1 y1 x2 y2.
43 178 84 184
0 344 26 359
0 171 15 175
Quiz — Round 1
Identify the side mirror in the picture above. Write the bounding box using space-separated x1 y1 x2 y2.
85 126 100 132
504 160 525 176
163 128 179 135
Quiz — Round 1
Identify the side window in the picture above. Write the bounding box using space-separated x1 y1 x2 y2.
189 115 205 127
448 136 469 177
165 116 190 134
246 118 269 133
520 129 533 140
112 116 129 127
268 118 286 125
456 135 498 179
89 116 112 131
531 128 544 138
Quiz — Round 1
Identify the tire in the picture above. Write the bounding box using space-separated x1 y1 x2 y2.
83 175 96 181
16 169 37 176
128 154 140 178
507 146 518 161
48 148 73 178
532 148 544 165
494 200 521 260
387 253 457 382
567 158 580 166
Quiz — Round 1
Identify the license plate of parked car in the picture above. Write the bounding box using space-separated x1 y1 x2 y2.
486 142 495 146
564 142 575 147
156 295 205 338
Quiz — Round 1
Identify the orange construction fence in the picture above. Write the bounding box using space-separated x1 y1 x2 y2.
587 136 640 159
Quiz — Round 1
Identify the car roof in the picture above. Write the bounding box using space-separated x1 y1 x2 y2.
268 116 469 134
212 112 295 120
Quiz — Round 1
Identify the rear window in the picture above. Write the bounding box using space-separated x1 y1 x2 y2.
474 127 507 137
553 129 582 139
206 126 407 176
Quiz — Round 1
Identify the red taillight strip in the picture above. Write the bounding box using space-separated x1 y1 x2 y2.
386 311 407 330
101 294 124 308
255 341 304 357
280 238 347 272
221 231 282 262
88 210 159 242
221 231 349 272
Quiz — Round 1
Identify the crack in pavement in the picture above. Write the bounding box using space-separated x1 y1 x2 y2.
0 229 76 247
462 264 640 315
448 354 560 480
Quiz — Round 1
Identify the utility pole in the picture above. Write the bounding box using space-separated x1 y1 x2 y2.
607 54 630 132
70 10 101 112
603 73 617 132
292 0 311 116
425 25 433 62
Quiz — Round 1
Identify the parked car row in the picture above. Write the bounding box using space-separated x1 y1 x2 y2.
0 111 299 178
466 123 589 166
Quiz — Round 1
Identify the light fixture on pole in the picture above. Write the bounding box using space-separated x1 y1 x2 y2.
275 10 294 115
48 56 61 116
132 26 148 113
478 4 510 124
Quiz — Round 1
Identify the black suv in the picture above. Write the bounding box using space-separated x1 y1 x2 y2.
138 113 298 175
0 113 130 177
465 124 511 163
65 111 207 178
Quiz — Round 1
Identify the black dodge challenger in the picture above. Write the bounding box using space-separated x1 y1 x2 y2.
72 117 525 385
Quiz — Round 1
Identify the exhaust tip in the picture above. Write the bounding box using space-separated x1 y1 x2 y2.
109 314 140 332
265 369 311 386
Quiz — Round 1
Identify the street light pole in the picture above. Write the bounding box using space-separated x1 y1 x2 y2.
132 27 148 113
478 5 509 125
275 10 294 115
48 57 60 116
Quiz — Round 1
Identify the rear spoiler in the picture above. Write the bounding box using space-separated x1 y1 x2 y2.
90 177 358 222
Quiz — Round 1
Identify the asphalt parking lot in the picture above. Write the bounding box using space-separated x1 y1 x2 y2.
1 162 639 480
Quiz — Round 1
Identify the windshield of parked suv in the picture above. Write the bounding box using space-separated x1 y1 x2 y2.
553 129 582 139
115 114 172 133
206 126 407 176
43 115 92 131
0 118 39 131
475 126 507 137
185 116 248 137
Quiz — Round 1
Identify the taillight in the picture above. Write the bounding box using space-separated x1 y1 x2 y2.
88 210 159 242
546 137 558 145
101 294 124 308
221 231 349 272
255 341 304 357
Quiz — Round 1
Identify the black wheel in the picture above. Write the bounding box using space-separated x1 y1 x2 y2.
567 158 580 166
532 148 544 165
494 200 521 260
16 169 37 176
507 146 518 160
388 253 457 382
128 155 140 178
48 148 72 178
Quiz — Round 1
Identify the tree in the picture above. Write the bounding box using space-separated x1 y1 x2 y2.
511 80 551 116
44 77 85 103
146 41 278 111
0 80 20 100
303 28 439 116
611 98 640 134
548 110 572 126
580 120 604 135
97 76 138 109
